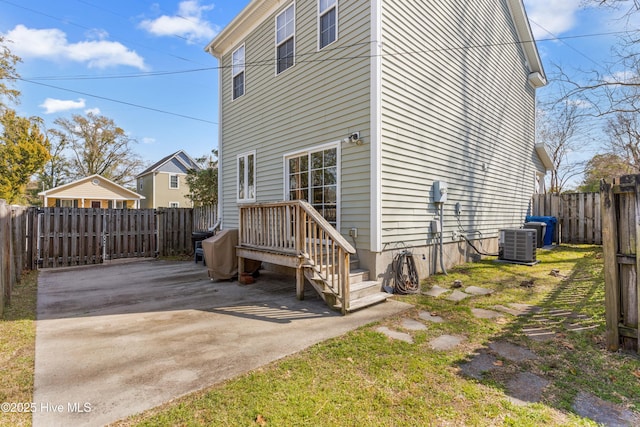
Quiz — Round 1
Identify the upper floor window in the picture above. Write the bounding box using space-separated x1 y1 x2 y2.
276 4 295 74
237 151 256 202
170 174 179 189
169 202 179 208
232 45 245 99
319 0 337 49
138 179 143 191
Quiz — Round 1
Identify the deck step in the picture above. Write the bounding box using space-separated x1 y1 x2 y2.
349 280 382 300
335 292 390 312
349 268 369 284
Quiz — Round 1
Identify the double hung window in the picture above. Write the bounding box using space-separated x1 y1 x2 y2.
319 0 337 49
232 45 245 99
276 4 295 74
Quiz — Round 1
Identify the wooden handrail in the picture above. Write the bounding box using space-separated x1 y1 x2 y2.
239 200 355 313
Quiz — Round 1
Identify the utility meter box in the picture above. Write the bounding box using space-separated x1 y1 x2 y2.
433 181 448 203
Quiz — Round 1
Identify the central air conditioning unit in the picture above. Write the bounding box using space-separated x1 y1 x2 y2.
498 228 538 264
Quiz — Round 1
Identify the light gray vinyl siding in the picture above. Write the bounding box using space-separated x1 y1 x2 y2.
219 0 373 245
380 0 538 246
159 158 189 174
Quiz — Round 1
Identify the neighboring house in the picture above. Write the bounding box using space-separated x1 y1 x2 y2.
205 0 553 280
39 174 144 208
136 150 201 209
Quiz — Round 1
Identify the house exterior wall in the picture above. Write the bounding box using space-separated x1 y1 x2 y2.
42 178 141 208
137 174 155 209
217 0 373 244
377 0 543 253
153 172 193 208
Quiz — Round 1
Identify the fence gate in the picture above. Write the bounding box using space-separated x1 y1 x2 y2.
601 176 639 352
33 208 157 269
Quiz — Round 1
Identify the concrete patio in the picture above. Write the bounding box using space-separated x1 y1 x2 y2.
32 259 410 426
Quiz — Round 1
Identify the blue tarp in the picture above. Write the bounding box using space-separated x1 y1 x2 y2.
525 216 557 246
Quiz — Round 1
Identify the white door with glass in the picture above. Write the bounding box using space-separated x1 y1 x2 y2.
286 146 338 228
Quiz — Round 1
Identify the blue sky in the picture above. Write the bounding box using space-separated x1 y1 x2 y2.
0 0 634 169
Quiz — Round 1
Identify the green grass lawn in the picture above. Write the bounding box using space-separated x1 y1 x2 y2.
0 271 37 427
115 245 639 427
2 247 639 427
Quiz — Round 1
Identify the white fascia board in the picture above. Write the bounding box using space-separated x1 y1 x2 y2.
205 0 282 58
535 143 554 171
505 0 546 87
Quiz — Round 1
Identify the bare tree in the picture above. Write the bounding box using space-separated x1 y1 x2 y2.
537 82 588 192
53 113 145 185
605 111 640 170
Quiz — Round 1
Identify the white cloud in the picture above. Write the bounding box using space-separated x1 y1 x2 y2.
3 25 146 70
85 108 101 115
141 137 156 145
39 98 86 114
139 0 219 43
524 0 582 39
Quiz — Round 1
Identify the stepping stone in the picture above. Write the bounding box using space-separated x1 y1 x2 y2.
509 303 541 314
492 305 527 316
429 334 465 351
465 286 493 296
471 308 504 319
506 372 549 405
446 290 471 302
522 326 556 342
422 285 449 297
401 318 427 331
459 352 499 380
572 392 640 427
376 326 414 344
488 341 537 362
419 311 444 323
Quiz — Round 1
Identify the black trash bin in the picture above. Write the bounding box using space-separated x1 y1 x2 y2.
523 221 546 248
191 231 214 253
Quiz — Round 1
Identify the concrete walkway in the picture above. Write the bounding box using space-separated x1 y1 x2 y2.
33 260 410 426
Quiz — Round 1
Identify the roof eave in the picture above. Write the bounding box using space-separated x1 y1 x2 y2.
535 143 555 171
204 0 281 58
506 0 547 87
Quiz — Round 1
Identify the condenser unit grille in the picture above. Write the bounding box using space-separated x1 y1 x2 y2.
499 228 537 263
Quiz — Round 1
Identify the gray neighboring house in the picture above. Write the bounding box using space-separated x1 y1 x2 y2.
136 150 201 209
205 0 553 280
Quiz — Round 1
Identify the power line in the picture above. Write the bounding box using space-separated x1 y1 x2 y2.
528 19 605 68
21 29 636 82
18 78 218 125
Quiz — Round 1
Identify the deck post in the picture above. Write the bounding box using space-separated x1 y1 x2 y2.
296 266 304 300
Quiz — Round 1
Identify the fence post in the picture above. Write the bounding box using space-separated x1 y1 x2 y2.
601 179 620 351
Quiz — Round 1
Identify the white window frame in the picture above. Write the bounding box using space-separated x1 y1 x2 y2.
138 179 143 191
169 174 179 189
318 0 338 50
60 199 74 208
232 44 245 100
275 3 296 75
237 150 257 203
283 142 340 229
169 202 180 208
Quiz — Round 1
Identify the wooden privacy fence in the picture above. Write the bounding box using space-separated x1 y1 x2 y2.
0 200 28 316
28 205 218 269
601 175 640 352
530 193 601 244
32 207 157 269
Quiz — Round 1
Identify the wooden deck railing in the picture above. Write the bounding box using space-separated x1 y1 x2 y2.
239 201 356 313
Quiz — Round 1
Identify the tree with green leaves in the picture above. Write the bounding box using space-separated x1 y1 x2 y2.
38 127 71 190
0 36 20 109
578 153 634 192
54 112 145 185
186 150 218 206
0 110 50 203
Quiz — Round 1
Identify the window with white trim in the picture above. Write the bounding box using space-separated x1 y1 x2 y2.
276 4 295 74
237 151 256 202
169 174 179 189
319 0 337 49
232 45 245 99
286 146 337 227
138 179 143 191
169 202 179 208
